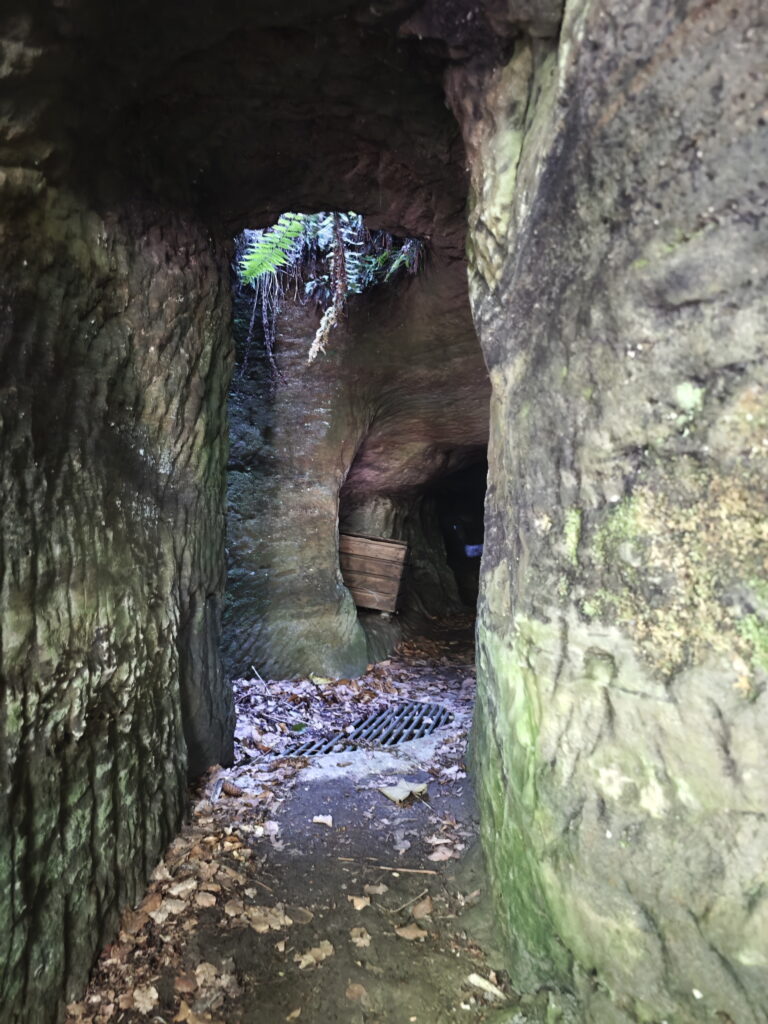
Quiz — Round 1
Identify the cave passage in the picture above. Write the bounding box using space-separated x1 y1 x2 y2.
3 2 764 1022
430 457 488 608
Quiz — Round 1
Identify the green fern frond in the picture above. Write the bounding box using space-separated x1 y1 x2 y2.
239 213 307 283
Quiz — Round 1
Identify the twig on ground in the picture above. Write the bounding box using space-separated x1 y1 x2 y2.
389 888 429 914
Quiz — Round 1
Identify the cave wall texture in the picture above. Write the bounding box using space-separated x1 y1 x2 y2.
443 0 768 1021
1 0 767 1021
224 257 488 681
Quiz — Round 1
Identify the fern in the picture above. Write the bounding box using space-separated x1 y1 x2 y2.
236 212 424 367
239 212 307 283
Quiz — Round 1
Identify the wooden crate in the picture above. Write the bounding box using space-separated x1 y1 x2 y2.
339 533 408 613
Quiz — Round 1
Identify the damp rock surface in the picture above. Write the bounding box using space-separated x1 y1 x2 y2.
224 258 488 680
453 0 768 1020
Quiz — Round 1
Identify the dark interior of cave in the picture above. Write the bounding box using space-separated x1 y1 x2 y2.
431 457 488 607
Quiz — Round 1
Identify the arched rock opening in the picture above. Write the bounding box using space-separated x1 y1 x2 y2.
224 227 489 679
1 1 766 1022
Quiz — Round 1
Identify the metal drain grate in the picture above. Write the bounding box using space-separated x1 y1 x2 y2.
287 701 454 757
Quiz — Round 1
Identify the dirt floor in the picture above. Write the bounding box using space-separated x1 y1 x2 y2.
65 618 573 1024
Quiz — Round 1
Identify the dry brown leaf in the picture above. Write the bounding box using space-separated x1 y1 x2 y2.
363 883 388 896
132 984 158 1014
224 899 245 917
222 780 244 797
345 982 370 1005
245 903 293 932
117 993 134 1011
121 909 148 935
347 894 370 911
395 923 428 941
174 973 198 994
294 939 334 969
350 927 371 948
427 846 454 862
285 905 314 924
312 814 333 828
169 877 197 898
275 939 286 952
411 896 433 920
195 961 219 987
138 891 163 914
195 890 217 909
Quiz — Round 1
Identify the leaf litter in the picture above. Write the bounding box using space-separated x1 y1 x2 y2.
63 619 543 1024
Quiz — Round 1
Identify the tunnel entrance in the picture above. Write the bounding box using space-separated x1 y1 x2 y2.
430 456 488 608
222 210 490 684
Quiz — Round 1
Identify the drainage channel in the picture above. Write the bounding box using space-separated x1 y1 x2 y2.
285 701 454 757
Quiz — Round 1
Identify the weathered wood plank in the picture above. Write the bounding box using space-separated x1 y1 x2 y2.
339 533 408 612
339 552 404 581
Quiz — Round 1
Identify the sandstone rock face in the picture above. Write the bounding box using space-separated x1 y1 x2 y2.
0 182 234 1022
2 0 767 1021
452 1 768 1020
224 255 488 679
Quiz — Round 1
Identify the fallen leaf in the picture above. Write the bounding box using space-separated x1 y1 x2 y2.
286 1011 301 1021
427 846 455 862
245 903 293 932
395 923 428 941
363 883 389 896
411 896 433 920
345 982 370 1005
121 909 149 935
222 780 244 797
139 891 163 914
224 899 245 917
195 890 217 909
117 993 134 1011
378 781 428 804
312 814 333 828
169 877 197 898
347 894 370 911
174 973 198 994
350 927 371 948
294 940 335 969
275 939 286 952
285 905 314 924
194 962 219 987
467 972 506 1001
132 985 158 1014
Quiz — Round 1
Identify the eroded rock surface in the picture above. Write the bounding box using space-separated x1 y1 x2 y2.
450 1 768 1020
2 0 767 1021
225 256 488 679
0 184 234 1022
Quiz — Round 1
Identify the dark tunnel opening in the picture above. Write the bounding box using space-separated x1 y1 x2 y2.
430 456 488 608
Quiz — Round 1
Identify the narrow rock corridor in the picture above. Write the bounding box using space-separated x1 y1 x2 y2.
2 3 766 1023
65 625 565 1024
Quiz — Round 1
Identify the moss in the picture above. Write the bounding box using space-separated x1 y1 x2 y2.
589 470 768 680
474 620 573 985
674 381 704 414
737 614 768 674
563 508 582 567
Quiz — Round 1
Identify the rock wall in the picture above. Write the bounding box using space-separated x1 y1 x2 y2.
0 178 234 1021
451 0 768 1019
224 256 488 680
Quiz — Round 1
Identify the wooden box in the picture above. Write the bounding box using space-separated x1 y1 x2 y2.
339 533 408 613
